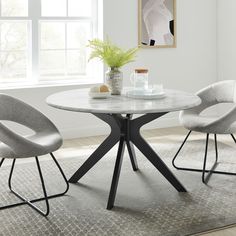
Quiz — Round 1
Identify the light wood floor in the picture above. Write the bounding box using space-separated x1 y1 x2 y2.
197 226 236 236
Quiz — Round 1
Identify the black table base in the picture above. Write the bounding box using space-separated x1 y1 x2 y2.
69 113 187 209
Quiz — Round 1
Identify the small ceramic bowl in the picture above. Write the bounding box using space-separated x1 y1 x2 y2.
89 92 111 99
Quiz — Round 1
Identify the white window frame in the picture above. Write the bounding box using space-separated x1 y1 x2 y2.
0 0 103 88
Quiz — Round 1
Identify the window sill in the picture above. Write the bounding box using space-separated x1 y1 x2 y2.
0 79 103 91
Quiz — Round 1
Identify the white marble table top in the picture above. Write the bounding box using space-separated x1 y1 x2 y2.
46 89 201 114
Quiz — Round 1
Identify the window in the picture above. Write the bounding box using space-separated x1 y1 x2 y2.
0 0 102 86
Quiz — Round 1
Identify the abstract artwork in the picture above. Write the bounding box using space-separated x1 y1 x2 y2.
139 0 176 48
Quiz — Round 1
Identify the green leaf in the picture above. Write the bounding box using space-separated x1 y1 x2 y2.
87 38 139 68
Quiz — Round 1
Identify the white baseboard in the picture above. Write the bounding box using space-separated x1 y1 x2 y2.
61 117 180 139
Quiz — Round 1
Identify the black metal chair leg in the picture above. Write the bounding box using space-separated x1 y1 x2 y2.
8 159 16 190
0 158 5 168
173 132 236 182
0 153 69 215
25 153 69 204
34 156 50 216
50 153 69 195
214 134 218 162
172 131 192 169
201 134 210 183
8 157 50 216
201 134 209 183
231 134 236 143
202 134 220 183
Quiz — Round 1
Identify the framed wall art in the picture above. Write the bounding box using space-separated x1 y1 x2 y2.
138 0 176 48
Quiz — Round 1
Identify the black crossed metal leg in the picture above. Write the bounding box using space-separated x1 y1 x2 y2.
69 113 187 210
0 153 69 216
172 131 236 184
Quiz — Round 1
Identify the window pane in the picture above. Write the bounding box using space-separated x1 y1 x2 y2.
67 22 91 49
40 51 65 76
67 50 86 75
68 0 92 17
0 52 27 80
40 22 65 49
0 22 28 51
1 0 28 17
41 0 66 17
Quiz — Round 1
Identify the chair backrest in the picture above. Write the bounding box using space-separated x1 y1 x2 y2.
0 93 57 133
180 80 236 117
197 80 236 104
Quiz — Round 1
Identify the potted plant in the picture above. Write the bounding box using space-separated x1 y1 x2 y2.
88 38 138 95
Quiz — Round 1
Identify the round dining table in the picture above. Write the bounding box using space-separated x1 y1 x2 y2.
46 88 201 209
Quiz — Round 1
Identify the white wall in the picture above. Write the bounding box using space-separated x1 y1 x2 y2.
0 0 217 139
104 0 217 91
217 0 236 81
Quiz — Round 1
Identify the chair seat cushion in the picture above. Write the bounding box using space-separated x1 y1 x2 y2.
0 132 62 159
180 112 236 134
180 114 217 132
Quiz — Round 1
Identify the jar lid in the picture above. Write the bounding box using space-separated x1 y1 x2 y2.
135 69 148 73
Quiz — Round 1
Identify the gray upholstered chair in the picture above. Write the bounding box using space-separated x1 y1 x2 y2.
172 80 236 183
0 94 69 216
